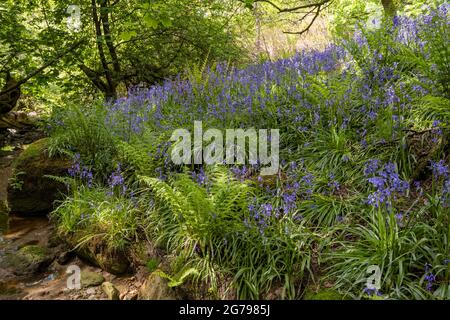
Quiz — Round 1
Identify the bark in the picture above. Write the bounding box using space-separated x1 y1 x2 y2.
91 0 116 99
99 0 121 77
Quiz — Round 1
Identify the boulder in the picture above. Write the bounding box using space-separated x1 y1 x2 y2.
7 138 70 214
81 270 104 288
138 271 179 300
70 236 129 275
102 282 120 300
1 245 54 275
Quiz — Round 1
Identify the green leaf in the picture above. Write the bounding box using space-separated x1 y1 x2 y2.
160 17 172 28
119 31 137 42
143 14 158 29
244 0 254 10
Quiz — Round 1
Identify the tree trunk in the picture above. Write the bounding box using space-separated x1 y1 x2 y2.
254 3 262 54
91 0 116 100
99 0 121 77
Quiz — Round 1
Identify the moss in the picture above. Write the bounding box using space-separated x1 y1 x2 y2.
12 138 68 174
1 245 53 275
304 288 346 300
0 282 21 296
7 138 70 214
0 200 8 214
67 234 130 275
13 138 48 168
81 270 105 288
0 145 14 152
19 245 50 259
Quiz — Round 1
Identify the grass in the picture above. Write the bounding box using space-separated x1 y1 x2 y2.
48 6 450 300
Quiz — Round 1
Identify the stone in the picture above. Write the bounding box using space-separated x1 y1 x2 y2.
101 282 120 300
73 238 129 275
138 271 179 300
1 245 54 275
80 270 104 288
7 138 70 215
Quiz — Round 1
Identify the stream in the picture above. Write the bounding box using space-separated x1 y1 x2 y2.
0 128 144 300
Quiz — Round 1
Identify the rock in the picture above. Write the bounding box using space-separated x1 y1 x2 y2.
7 138 70 215
1 245 54 275
72 238 129 275
138 271 178 300
120 289 138 300
102 282 120 300
81 270 104 288
0 111 36 129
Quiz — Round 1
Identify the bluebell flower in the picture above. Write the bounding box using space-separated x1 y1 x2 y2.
429 160 449 179
367 162 409 208
363 287 383 297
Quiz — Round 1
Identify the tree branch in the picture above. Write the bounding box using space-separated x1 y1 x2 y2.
0 40 84 95
283 5 321 35
92 0 116 98
245 0 334 35
251 0 333 13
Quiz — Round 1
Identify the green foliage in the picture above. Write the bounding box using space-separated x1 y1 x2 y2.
8 171 25 191
41 2 450 301
145 258 160 273
47 103 116 179
139 167 314 299
51 184 139 250
327 209 430 299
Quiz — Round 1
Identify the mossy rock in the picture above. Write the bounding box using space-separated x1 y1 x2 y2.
138 271 179 300
0 282 22 296
67 235 129 275
304 288 346 300
1 245 54 275
81 270 105 288
7 138 70 215
102 281 120 300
